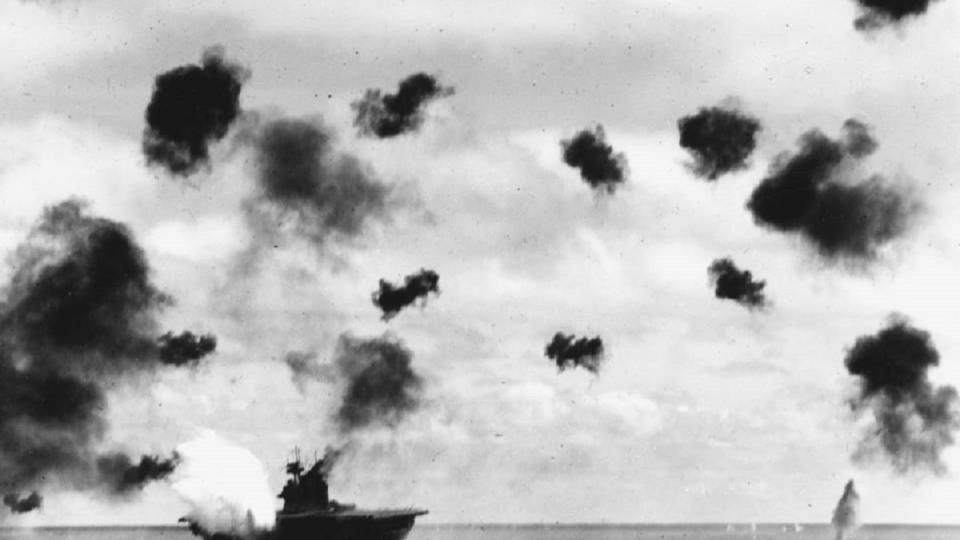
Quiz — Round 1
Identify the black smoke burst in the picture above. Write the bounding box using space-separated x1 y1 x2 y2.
545 333 605 374
143 46 249 176
678 105 761 180
352 73 454 138
2 492 42 514
844 316 959 474
371 269 440 321
707 258 768 309
852 0 943 31
747 119 916 262
561 126 628 194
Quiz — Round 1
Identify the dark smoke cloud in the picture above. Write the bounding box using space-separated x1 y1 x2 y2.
0 201 167 365
352 73 454 138
333 334 423 433
561 126 628 194
371 269 440 321
158 331 217 366
707 258 768 310
96 453 180 495
250 117 391 246
544 333 605 374
143 46 250 176
852 0 943 30
677 106 761 180
747 119 915 262
0 200 215 508
318 445 346 477
844 316 959 474
2 492 42 514
831 480 859 540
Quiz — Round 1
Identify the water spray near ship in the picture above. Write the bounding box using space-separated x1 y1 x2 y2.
832 480 860 540
176 436 426 540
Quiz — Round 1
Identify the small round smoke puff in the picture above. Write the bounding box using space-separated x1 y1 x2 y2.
678 106 761 180
545 332 606 374
561 126 628 194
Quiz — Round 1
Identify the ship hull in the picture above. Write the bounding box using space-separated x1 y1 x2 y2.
275 513 421 540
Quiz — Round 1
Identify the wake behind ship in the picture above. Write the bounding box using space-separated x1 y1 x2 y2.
182 450 427 540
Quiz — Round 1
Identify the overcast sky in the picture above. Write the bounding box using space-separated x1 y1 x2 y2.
3 0 960 527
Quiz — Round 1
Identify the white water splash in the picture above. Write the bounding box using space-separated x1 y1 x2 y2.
831 479 860 540
171 431 276 535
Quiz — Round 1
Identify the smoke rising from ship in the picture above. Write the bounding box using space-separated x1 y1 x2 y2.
0 200 216 511
843 316 959 474
707 258 768 309
143 46 250 176
371 268 440 321
333 334 424 433
677 105 761 180
544 333 606 374
352 73 454 138
561 126 628 194
318 445 347 477
747 119 916 262
831 480 860 540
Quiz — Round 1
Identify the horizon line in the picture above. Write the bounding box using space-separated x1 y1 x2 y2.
4 522 960 529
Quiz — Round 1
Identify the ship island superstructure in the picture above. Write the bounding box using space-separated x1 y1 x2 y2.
181 449 427 540
274 449 427 540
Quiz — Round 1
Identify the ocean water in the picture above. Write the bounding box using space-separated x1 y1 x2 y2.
1 524 959 540
413 525 960 540
0 524 960 540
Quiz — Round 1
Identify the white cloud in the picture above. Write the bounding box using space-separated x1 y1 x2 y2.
0 115 152 228
0 1 129 90
145 214 246 262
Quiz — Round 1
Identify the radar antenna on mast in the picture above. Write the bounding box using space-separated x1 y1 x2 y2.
285 447 304 482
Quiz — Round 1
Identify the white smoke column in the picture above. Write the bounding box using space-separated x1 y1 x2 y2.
172 431 275 535
831 479 860 540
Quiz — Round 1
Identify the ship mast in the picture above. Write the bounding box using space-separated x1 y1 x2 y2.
286 447 304 484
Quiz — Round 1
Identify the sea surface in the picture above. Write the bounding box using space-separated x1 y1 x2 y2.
1 525 958 540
